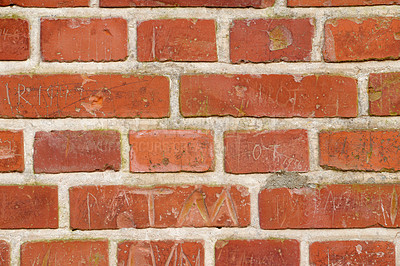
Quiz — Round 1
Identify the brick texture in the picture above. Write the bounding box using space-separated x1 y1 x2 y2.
0 241 9 266
41 18 128 62
0 19 29 61
181 74 358 118
100 0 274 7
34 130 121 173
259 184 400 229
137 19 217 62
225 129 309 173
369 72 400 116
0 0 89 7
0 130 23 172
70 185 250 229
0 75 169 118
288 0 400 6
129 130 214 172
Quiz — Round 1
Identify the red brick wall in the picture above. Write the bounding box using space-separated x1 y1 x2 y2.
0 0 399 265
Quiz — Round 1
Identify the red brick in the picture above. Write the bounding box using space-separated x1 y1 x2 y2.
0 241 10 266
310 241 395 265
0 75 169 118
230 19 314 63
369 72 400 116
0 0 89 7
34 130 121 173
181 74 357 118
70 185 250 229
225 130 309 173
21 240 108 265
0 19 29 61
259 184 400 229
129 130 214 172
320 131 400 171
288 0 399 6
324 18 400 62
137 19 217 62
0 130 23 172
0 186 58 229
41 18 127 62
100 0 273 7
215 239 300 266
118 240 204 265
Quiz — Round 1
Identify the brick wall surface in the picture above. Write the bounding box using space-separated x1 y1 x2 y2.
0 0 400 265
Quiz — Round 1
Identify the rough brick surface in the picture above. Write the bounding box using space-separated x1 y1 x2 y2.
310 241 395 266
100 0 273 7
137 19 217 62
41 18 128 62
0 241 9 266
225 129 309 173
181 74 358 118
34 130 121 173
0 19 29 61
288 0 400 6
0 0 89 7
369 72 400 116
0 75 169 118
21 240 108 265
129 130 214 172
70 185 250 229
230 19 314 63
0 130 23 172
324 18 400 62
0 186 58 229
118 241 204 265
320 130 400 171
215 239 300 265
259 184 400 229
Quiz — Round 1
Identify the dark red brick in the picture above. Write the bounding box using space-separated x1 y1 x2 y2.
320 130 400 171
41 18 127 62
0 19 29 61
118 240 204 265
0 0 89 7
259 184 400 229
181 74 358 118
34 130 121 173
129 130 214 172
225 130 309 173
137 19 217 62
215 239 300 266
0 75 169 118
0 241 9 266
369 72 400 116
0 130 23 172
310 241 395 266
21 240 108 265
100 0 273 7
230 19 314 63
0 186 58 229
70 185 250 229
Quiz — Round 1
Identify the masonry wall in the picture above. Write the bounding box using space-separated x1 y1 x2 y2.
0 0 400 265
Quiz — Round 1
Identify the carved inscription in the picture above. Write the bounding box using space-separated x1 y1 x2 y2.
0 130 23 172
70 185 250 229
0 19 29 60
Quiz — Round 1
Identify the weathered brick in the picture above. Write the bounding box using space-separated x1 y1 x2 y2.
129 130 214 172
34 130 121 173
118 241 204 265
320 130 400 171
0 130 23 172
70 185 250 229
0 19 29 61
100 0 273 7
310 241 395 265
259 184 400 229
0 241 9 266
225 130 309 173
324 18 400 62
21 240 108 265
0 75 169 118
288 0 399 6
230 19 314 63
0 186 58 229
215 239 300 265
369 72 400 116
0 0 89 7
181 74 357 118
137 19 217 62
41 18 127 62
